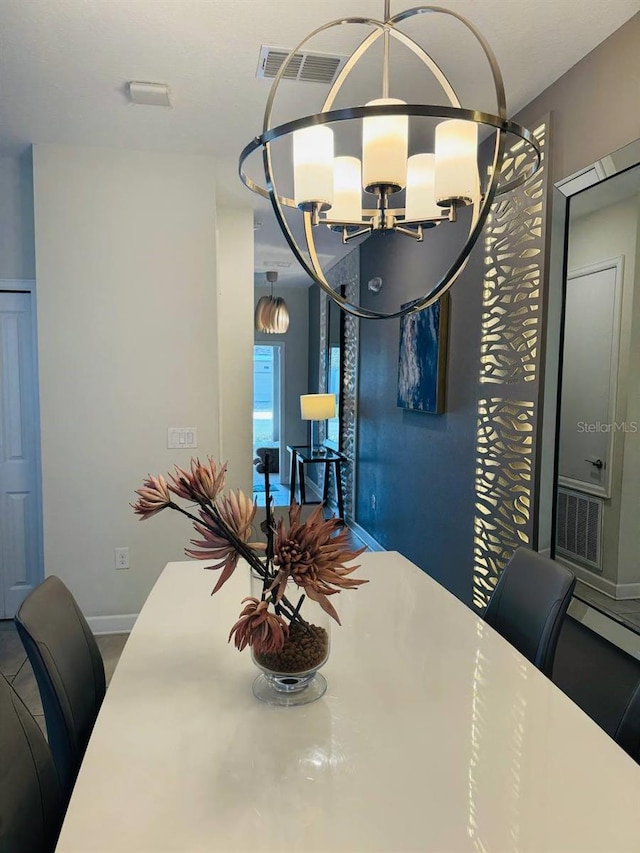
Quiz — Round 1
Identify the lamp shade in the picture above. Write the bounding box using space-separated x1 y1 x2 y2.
331 156 362 223
293 125 334 210
434 119 479 205
362 98 408 191
300 393 336 420
405 153 441 222
255 296 290 334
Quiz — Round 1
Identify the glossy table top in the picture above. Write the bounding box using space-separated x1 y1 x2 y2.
56 552 640 852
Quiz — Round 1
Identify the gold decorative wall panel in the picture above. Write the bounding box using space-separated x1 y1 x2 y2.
480 124 546 385
473 398 534 610
472 119 548 611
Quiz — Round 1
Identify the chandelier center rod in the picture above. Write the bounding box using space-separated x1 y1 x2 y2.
382 0 391 98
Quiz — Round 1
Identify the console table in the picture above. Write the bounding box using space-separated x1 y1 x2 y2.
287 444 346 518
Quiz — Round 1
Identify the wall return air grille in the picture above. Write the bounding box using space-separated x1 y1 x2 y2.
556 487 603 571
256 46 347 84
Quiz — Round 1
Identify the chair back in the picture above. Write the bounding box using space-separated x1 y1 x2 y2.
15 576 105 794
614 681 640 763
0 671 63 853
484 548 576 676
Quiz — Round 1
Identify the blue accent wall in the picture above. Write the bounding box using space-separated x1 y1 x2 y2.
355 218 485 606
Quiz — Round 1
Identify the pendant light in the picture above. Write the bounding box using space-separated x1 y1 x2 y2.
239 1 541 320
255 271 290 334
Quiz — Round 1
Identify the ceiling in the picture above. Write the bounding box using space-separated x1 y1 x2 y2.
1 0 638 286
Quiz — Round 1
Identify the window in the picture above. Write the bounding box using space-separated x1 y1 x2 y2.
327 345 340 445
253 345 282 451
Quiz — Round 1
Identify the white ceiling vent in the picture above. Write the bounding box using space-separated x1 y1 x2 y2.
256 46 347 84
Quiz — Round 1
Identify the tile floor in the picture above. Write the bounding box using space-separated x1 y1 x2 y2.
253 473 291 507
0 619 128 737
574 580 640 634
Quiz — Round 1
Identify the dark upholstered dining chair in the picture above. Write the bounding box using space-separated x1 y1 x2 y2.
0 671 64 853
484 547 576 677
15 576 106 795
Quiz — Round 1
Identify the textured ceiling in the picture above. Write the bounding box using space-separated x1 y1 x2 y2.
1 0 638 284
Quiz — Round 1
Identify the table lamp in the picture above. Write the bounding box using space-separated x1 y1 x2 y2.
300 393 336 456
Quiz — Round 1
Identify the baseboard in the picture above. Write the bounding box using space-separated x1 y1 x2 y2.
87 614 137 635
347 521 384 553
615 581 640 599
556 556 640 600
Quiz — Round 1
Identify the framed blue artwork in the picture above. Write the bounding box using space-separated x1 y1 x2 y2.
397 294 449 413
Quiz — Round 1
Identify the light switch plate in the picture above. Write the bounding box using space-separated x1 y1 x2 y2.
168 427 198 449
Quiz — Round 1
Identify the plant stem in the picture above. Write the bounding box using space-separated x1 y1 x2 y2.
167 500 310 629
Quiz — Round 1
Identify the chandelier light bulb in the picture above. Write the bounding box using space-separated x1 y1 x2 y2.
405 154 441 224
435 119 479 206
362 98 408 192
331 156 363 223
293 125 335 211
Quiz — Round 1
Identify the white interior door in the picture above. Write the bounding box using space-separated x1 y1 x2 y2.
558 258 623 498
0 290 43 617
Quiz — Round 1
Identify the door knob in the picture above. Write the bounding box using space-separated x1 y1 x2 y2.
584 458 604 470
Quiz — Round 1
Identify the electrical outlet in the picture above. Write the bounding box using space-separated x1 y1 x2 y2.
115 547 129 570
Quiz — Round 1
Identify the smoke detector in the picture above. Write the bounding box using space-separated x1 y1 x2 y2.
128 81 172 107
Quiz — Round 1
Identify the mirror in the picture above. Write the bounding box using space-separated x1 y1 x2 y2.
544 138 640 630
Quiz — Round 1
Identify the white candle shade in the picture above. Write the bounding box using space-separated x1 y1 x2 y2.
331 156 362 223
434 119 479 205
300 393 336 421
362 98 408 191
405 153 441 222
293 125 335 210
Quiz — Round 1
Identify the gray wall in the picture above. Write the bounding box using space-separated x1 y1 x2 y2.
515 12 640 183
356 219 484 605
0 153 35 280
255 285 310 478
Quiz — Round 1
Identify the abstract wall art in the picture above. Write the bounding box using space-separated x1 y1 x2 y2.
397 294 449 413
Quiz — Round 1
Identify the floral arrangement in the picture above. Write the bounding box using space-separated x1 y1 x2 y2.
132 457 366 665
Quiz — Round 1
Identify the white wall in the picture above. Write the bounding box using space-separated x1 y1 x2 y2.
0 154 35 279
567 196 639 586
216 208 254 494
33 145 253 621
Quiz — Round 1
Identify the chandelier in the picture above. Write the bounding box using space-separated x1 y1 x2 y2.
255 271 290 334
240 2 541 320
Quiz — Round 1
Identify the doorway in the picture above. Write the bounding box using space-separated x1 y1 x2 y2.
253 343 285 492
0 284 44 618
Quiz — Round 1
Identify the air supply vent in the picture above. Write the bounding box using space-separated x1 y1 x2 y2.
556 487 603 571
256 46 347 84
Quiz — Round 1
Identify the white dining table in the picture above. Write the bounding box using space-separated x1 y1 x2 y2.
56 552 640 853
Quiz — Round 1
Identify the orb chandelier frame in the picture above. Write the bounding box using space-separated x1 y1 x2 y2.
239 3 542 320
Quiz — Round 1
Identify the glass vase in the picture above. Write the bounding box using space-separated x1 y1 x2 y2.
250 571 331 706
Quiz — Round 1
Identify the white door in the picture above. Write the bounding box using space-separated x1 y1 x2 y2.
0 290 43 617
558 258 623 498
